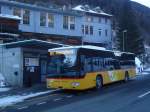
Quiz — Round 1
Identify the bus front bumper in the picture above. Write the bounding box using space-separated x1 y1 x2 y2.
47 79 84 90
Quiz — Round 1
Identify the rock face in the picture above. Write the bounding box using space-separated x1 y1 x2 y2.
12 0 150 44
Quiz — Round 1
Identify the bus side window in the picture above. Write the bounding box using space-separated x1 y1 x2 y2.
80 55 85 71
113 60 121 69
103 59 106 69
83 57 93 72
103 59 106 68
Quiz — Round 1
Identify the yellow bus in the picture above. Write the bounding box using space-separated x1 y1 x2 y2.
47 45 136 90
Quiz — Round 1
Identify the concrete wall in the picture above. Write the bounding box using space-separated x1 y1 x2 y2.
0 46 23 87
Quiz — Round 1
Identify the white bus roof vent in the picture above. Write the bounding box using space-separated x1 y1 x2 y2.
114 51 122 57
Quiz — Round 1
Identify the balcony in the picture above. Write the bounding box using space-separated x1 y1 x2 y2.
0 24 21 34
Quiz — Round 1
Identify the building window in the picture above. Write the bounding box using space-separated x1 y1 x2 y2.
13 7 21 17
63 16 69 29
82 25 84 34
63 16 75 30
90 26 93 35
86 16 93 22
70 16 75 30
23 9 30 25
99 29 102 36
40 12 46 26
70 24 75 30
105 29 108 36
85 25 88 35
105 18 108 23
48 13 54 27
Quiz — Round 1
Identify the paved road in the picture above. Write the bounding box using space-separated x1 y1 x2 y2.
1 74 150 112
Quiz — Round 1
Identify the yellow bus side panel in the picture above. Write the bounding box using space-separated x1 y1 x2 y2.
47 68 136 90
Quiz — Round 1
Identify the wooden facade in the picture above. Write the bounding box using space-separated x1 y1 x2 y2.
0 16 21 42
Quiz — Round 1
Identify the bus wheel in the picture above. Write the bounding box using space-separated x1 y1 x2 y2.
96 76 103 90
124 72 129 82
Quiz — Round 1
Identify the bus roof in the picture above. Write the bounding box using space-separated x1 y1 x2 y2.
49 45 107 52
48 45 134 55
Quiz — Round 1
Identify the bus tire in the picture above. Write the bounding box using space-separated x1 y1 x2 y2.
124 72 129 82
96 76 103 90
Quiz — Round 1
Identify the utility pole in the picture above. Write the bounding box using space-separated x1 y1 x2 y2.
123 30 127 52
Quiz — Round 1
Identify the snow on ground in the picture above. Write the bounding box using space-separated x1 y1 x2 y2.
72 5 112 16
0 73 11 93
0 89 58 107
0 73 7 87
141 71 150 75
138 67 150 75
0 88 11 92
144 68 150 72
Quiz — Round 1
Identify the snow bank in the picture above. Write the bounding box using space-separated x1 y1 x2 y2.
0 90 58 107
144 68 150 72
135 57 143 74
135 57 142 67
0 14 21 20
0 73 7 87
0 88 10 92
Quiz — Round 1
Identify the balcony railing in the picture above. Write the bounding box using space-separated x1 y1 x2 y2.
0 24 21 34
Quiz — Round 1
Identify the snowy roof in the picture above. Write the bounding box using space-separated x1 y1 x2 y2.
1 39 66 46
72 5 112 17
0 14 21 20
0 33 20 37
0 39 69 49
113 50 134 55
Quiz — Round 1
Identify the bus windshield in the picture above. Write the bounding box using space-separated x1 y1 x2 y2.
47 49 79 78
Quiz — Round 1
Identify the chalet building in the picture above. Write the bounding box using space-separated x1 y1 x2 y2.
0 1 112 48
0 1 82 45
72 5 112 49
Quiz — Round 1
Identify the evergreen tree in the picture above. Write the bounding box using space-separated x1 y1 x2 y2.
116 0 144 55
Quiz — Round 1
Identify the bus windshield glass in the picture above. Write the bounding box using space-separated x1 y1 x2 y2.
47 49 78 78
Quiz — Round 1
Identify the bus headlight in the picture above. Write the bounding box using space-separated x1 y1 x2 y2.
71 82 80 87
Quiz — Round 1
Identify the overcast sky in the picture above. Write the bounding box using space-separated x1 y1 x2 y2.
132 0 150 8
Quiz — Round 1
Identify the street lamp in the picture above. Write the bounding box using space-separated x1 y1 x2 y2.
123 30 127 52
